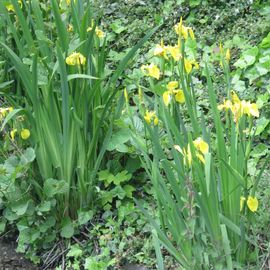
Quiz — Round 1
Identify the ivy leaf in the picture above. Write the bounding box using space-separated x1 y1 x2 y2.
123 184 135 198
113 170 132 185
67 244 83 258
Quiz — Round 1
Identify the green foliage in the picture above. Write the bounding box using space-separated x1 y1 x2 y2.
0 0 157 264
124 19 265 268
0 0 270 269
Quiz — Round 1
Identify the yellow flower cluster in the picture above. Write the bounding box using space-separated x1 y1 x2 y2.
163 81 185 106
141 63 160 80
174 137 209 166
66 52 86 66
174 17 195 40
144 110 158 126
10 128 30 141
218 91 259 123
5 0 22 12
240 196 258 212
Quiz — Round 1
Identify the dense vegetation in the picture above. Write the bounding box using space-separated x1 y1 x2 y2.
0 0 270 269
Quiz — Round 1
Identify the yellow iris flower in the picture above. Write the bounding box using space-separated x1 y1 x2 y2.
193 137 209 154
174 137 209 166
5 0 22 12
163 81 185 106
144 110 158 126
66 52 86 66
154 39 168 59
174 17 195 40
241 196 259 212
87 20 105 39
247 196 258 212
184 59 199 74
174 90 185 104
167 45 182 61
141 63 160 80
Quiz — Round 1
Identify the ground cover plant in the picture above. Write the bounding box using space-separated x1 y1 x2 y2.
0 0 269 269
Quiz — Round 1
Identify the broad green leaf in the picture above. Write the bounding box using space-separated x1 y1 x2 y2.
255 117 270 135
44 178 69 198
20 148 36 165
60 217 74 238
11 199 30 216
77 210 93 225
106 129 131 151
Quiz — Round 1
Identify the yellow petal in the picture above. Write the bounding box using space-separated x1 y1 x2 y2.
181 26 188 40
184 59 192 74
247 196 258 212
10 129 17 141
174 90 185 104
144 110 151 124
225 49 230 62
163 91 172 106
153 116 159 126
218 100 232 111
249 103 259 117
21 129 30 140
6 4 15 12
167 81 178 90
193 137 209 154
196 153 205 164
66 52 86 66
167 46 182 61
141 63 160 80
95 27 105 38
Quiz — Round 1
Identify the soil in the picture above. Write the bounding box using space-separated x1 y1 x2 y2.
0 237 37 270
